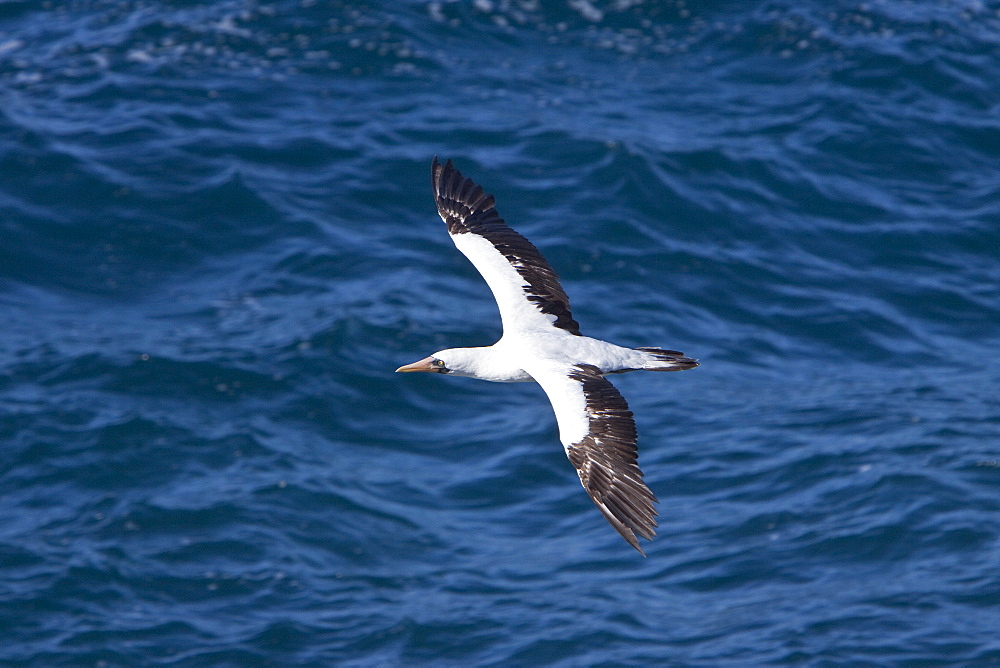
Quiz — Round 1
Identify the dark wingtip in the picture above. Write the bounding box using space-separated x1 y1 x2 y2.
431 156 454 190
431 155 441 190
622 526 646 556
431 155 454 175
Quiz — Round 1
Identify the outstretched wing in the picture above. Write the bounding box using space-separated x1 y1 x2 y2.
526 362 658 555
431 157 581 336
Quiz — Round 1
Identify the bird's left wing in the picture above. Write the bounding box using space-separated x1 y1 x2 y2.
431 157 581 336
525 362 658 555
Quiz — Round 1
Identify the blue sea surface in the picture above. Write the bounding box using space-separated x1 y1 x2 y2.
2 0 999 665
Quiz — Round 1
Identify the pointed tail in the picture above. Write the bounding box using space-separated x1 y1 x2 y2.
634 347 699 372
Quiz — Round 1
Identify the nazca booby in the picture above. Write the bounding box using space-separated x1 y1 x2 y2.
397 158 698 555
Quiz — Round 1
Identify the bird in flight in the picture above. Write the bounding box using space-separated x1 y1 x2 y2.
397 158 698 555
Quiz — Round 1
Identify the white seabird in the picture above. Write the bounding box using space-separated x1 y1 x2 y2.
397 158 698 555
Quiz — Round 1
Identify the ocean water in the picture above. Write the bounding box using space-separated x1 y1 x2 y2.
2 0 999 665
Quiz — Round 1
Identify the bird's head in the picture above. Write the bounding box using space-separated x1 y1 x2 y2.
395 349 478 377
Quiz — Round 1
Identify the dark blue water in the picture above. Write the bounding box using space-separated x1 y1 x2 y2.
2 1 999 664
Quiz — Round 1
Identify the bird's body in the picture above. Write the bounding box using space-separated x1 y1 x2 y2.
433 334 687 382
397 158 698 555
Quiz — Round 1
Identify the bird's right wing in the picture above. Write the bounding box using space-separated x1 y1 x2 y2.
526 362 658 555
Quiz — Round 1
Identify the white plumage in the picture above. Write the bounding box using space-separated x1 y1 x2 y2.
397 158 698 555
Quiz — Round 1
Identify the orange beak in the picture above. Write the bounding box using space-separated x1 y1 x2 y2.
395 356 439 373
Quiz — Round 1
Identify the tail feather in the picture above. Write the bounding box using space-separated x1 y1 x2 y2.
634 347 699 372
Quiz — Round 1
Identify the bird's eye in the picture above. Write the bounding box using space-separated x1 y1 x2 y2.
434 359 445 367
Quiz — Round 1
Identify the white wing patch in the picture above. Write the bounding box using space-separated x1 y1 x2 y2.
450 232 563 334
